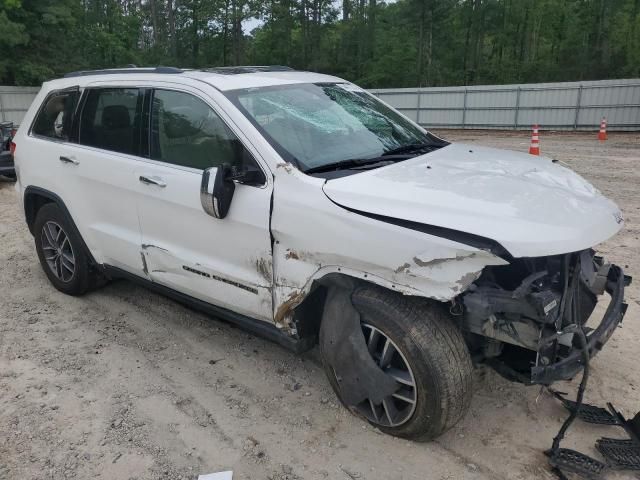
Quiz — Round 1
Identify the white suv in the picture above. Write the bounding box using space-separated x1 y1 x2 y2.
14 66 630 440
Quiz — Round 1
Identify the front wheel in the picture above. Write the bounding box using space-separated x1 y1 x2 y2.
320 285 473 441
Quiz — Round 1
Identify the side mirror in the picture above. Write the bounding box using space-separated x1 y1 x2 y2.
201 165 235 219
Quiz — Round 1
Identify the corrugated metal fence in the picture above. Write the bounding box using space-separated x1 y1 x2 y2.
2 78 640 130
370 78 640 131
0 86 39 125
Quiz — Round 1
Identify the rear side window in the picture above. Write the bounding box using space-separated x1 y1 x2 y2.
32 88 79 141
150 89 248 170
79 88 140 155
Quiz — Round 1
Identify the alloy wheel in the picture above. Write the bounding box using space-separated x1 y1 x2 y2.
355 323 418 427
41 221 75 282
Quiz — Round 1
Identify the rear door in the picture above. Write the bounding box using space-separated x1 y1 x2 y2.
56 86 145 271
135 86 274 321
20 86 81 215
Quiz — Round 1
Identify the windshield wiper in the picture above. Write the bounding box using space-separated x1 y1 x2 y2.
304 155 410 174
304 139 448 174
382 142 438 156
304 158 381 174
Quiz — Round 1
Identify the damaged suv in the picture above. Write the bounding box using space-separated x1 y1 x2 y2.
14 66 630 441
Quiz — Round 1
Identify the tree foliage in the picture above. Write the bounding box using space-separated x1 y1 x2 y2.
1 0 639 87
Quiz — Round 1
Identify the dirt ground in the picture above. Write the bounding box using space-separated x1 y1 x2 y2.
1 130 639 480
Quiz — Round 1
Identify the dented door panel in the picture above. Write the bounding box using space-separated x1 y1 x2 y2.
136 164 274 322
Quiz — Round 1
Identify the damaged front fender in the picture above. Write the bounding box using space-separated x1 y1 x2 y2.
271 246 507 334
269 166 508 335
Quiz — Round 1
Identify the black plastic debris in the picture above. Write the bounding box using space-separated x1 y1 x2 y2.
607 403 640 444
546 448 607 480
551 390 618 425
592 404 640 471
547 316 594 480
543 254 634 480
548 390 640 478
596 438 640 470
319 282 399 406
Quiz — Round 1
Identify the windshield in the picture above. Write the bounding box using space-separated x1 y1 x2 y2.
225 83 444 173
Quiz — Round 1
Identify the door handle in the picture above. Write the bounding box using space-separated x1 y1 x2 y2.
59 155 79 165
139 175 167 187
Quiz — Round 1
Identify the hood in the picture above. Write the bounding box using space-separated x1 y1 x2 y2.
322 143 623 258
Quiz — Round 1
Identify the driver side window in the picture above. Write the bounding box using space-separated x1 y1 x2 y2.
150 89 251 171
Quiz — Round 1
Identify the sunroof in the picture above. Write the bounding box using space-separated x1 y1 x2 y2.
203 66 294 75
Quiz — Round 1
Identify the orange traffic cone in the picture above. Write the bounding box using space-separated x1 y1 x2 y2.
529 124 540 155
598 117 607 141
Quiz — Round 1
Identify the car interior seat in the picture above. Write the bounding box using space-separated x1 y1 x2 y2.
101 105 133 154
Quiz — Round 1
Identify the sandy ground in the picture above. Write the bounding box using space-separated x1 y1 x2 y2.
0 131 639 480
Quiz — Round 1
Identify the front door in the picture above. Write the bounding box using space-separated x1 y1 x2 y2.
135 87 273 322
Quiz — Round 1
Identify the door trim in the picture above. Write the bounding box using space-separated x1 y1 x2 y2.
103 265 313 353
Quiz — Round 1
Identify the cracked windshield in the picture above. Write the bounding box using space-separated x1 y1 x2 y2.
227 83 437 172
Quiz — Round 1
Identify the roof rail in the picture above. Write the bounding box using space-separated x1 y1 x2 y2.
202 65 294 75
63 66 183 78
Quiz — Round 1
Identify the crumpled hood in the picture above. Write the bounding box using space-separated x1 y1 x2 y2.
322 143 623 258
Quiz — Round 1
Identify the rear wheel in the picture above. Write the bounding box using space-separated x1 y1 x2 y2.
320 285 473 441
34 203 103 295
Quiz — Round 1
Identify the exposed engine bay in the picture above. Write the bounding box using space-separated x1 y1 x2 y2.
459 249 630 385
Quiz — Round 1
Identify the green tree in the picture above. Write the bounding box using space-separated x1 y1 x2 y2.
0 0 638 87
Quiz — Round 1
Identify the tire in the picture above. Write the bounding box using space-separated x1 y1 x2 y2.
320 285 473 441
33 202 101 296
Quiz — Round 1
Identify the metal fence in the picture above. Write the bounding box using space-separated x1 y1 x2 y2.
2 78 640 131
0 86 39 125
370 78 640 131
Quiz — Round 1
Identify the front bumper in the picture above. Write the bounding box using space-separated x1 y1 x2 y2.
531 265 631 384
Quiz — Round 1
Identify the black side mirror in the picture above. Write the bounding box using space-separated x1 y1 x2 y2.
201 165 235 219
230 168 265 186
